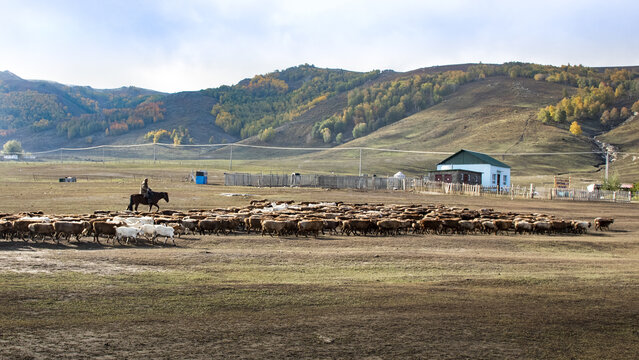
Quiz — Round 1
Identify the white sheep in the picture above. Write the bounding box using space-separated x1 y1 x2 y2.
153 225 175 246
20 216 51 223
140 224 157 242
115 226 142 245
112 216 154 227
572 221 591 234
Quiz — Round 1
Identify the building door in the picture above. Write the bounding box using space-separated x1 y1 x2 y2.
496 174 501 191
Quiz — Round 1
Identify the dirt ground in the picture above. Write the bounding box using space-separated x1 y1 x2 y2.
0 164 638 359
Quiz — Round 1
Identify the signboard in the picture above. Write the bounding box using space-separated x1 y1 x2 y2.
554 176 570 189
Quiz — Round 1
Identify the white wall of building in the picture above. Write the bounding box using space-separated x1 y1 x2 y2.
437 164 510 188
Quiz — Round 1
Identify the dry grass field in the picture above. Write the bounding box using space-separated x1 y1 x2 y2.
0 162 638 359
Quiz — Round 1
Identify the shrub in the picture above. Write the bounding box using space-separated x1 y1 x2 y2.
352 123 367 138
259 127 275 142
569 121 582 135
3 140 23 154
602 173 620 191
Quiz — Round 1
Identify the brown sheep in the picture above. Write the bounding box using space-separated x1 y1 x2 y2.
322 219 341 235
0 221 13 240
91 221 119 244
28 223 55 242
341 219 375 236
297 220 324 237
532 221 550 235
244 216 263 234
514 220 533 235
54 221 92 243
261 220 287 237
493 219 513 235
594 217 614 231
457 220 475 234
418 218 442 234
376 219 402 236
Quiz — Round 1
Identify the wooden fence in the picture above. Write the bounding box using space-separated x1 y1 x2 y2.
224 173 633 203
224 173 400 190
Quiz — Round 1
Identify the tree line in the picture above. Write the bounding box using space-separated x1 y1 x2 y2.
0 78 164 141
144 126 193 145
536 67 639 132
206 64 380 140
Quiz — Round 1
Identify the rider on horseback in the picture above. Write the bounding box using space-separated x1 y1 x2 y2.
140 178 152 199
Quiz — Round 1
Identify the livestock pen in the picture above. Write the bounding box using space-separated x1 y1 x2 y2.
225 172 633 203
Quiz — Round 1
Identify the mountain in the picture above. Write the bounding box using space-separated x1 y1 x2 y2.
1 63 638 180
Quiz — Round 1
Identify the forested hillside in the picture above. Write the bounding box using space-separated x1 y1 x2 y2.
1 63 638 156
0 71 165 141
206 65 380 140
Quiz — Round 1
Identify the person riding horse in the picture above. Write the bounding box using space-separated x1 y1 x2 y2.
140 178 152 200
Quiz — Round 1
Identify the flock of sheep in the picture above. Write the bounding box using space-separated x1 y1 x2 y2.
0 199 615 246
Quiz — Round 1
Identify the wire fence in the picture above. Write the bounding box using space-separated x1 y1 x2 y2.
224 172 632 203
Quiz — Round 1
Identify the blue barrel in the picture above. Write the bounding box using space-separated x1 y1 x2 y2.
195 170 208 184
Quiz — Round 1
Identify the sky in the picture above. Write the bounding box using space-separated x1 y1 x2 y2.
1 0 638 93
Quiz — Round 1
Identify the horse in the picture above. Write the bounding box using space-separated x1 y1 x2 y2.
127 191 169 212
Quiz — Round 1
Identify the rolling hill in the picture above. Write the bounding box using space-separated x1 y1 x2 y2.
2 63 639 180
243 76 600 178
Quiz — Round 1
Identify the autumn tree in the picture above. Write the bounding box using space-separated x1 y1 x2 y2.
2 140 23 154
569 121 583 135
632 100 639 114
352 123 367 138
610 107 620 122
620 107 631 119
258 127 275 142
600 109 610 125
554 109 567 123
537 108 551 123
321 127 332 143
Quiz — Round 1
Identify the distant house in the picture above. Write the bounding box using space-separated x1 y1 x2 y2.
434 149 511 189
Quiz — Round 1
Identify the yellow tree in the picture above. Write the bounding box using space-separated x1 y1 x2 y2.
569 121 583 135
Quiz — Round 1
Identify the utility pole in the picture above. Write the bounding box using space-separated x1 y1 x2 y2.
153 144 157 162
358 148 362 176
229 144 233 171
605 150 609 181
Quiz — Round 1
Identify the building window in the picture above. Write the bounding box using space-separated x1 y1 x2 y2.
503 175 508 185
492 174 496 184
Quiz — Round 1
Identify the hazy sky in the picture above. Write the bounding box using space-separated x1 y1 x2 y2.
1 0 637 92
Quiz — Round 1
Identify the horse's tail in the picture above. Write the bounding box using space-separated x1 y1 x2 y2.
127 195 134 211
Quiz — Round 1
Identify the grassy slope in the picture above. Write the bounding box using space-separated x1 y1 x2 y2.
598 115 639 181
283 77 601 178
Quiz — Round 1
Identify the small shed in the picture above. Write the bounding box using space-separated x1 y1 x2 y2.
393 171 406 179
195 170 208 185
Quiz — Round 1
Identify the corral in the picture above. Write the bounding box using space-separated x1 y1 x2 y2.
0 162 638 359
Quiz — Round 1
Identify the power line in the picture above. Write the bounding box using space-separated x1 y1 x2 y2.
9 142 638 156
